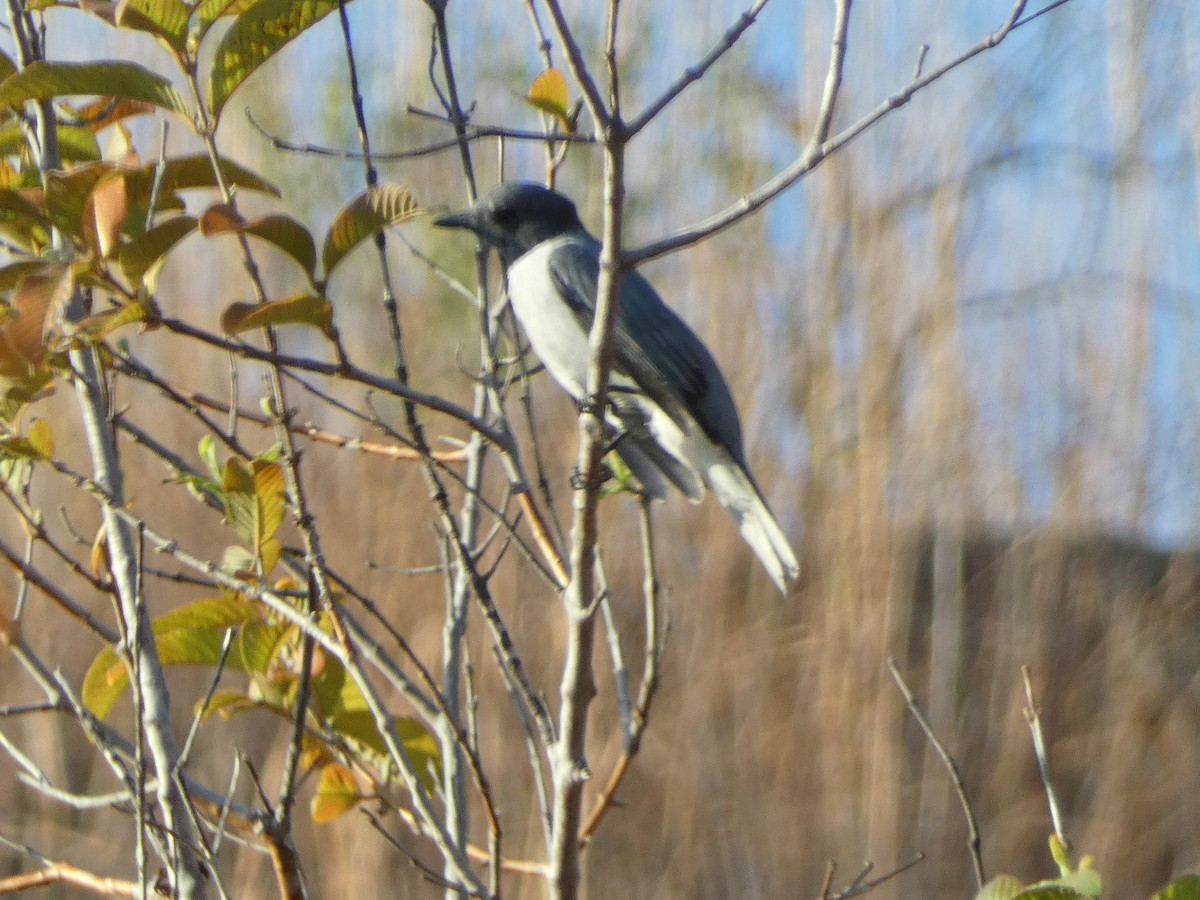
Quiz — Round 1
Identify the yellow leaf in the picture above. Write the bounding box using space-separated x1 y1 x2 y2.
526 68 573 131
311 762 361 823
82 595 266 719
26 418 53 458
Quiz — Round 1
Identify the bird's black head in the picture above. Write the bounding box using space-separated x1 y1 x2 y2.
434 182 585 266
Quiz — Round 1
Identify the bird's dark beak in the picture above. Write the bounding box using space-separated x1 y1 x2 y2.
432 208 478 231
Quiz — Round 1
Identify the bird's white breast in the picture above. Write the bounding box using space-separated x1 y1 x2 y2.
506 237 594 400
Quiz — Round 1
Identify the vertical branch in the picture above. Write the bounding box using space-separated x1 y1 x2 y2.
808 0 853 152
579 495 662 845
423 4 486 880
539 4 630 894
549 133 626 900
3 4 207 895
71 350 208 899
418 4 498 889
1022 667 1066 846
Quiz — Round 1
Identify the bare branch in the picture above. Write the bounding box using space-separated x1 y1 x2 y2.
809 0 852 149
1021 666 1067 846
627 0 1067 265
247 107 593 160
627 0 771 136
888 658 985 889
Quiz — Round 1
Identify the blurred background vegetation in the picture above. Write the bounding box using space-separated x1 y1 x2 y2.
2 0 1198 897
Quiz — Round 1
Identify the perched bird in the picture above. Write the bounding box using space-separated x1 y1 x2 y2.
435 182 799 593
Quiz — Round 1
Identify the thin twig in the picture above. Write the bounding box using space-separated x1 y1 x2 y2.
627 0 771 136
1021 666 1066 845
826 853 926 899
887 658 985 889
246 107 593 160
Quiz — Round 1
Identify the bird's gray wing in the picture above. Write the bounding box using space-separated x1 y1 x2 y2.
547 237 748 469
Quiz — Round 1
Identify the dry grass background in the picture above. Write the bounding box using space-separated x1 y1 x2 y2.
2 0 1199 898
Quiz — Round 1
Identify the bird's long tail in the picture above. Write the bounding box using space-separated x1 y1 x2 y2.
705 462 799 594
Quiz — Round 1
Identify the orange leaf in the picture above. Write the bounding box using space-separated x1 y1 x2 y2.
198 202 243 235
88 172 128 258
7 264 73 364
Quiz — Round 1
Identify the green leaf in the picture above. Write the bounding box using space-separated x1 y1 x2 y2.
118 214 196 289
1153 875 1200 900
235 619 290 674
199 433 220 481
0 61 188 117
56 124 103 163
220 293 331 336
1049 834 1071 876
126 154 280 203
0 189 49 222
0 122 100 163
82 596 265 719
1012 889 1087 899
0 260 54 294
199 203 316 279
1038 836 1101 898
116 0 192 53
192 0 264 43
221 457 255 542
0 51 15 84
208 0 353 118
310 762 361 823
219 544 256 577
974 875 1026 900
1044 870 1102 898
600 450 638 497
322 184 421 281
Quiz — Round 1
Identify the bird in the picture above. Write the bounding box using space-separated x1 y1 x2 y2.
435 182 799 594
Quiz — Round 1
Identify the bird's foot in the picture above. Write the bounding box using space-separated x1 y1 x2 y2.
575 393 606 419
570 462 614 492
